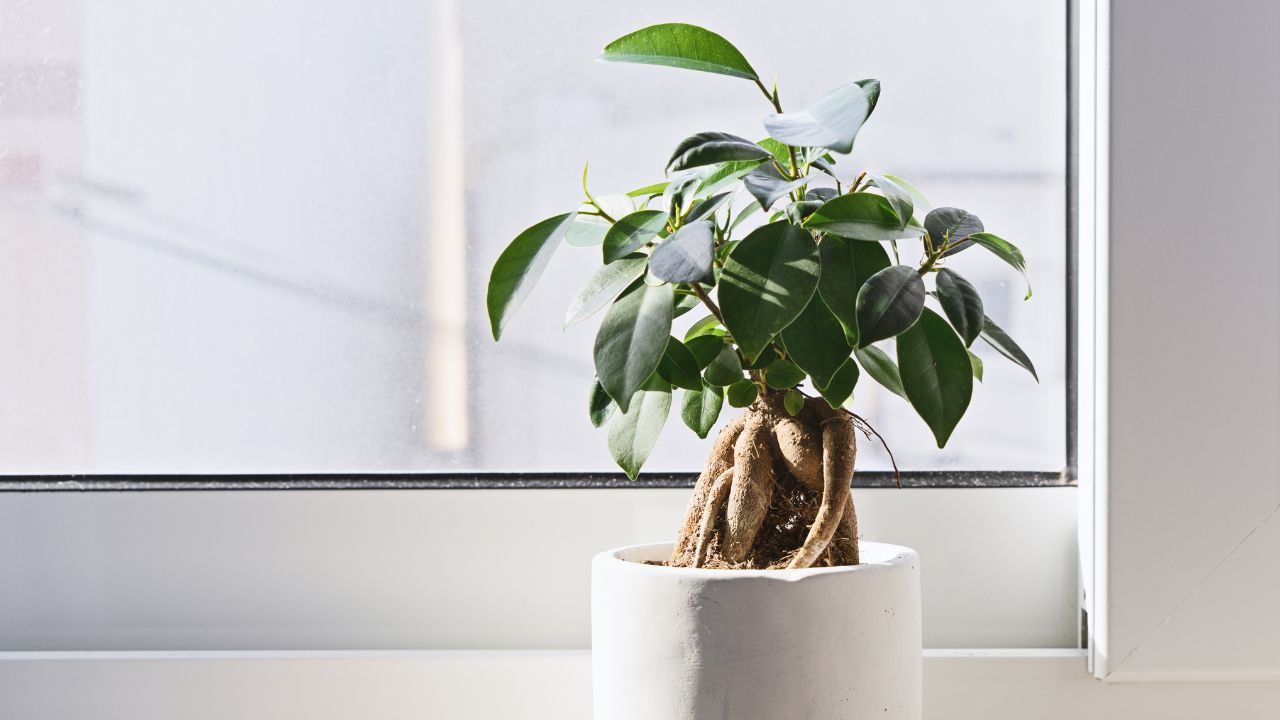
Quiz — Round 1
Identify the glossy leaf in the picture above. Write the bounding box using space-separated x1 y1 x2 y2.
783 389 805 416
703 342 745 386
979 315 1039 381
667 132 771 174
663 171 702 219
817 357 859 409
656 337 703 391
683 313 725 341
804 193 925 241
763 359 806 389
602 209 666 263
882 173 931 217
786 200 823 225
897 308 973 447
681 384 724 439
780 294 851 389
854 345 907 400
487 212 577 340
564 256 647 327
924 207 983 255
762 79 880 153
685 334 724 368
805 187 838 203
696 159 766 198
626 181 669 198
934 268 984 346
855 265 926 346
866 174 914 229
565 215 610 247
589 379 615 428
685 192 732 223
649 221 714 283
599 23 759 81
607 376 673 479
726 379 759 408
968 232 1033 299
593 282 675 411
673 292 699 318
719 221 820 361
729 201 763 232
741 344 778 370
742 163 813 211
968 349 984 382
818 238 891 345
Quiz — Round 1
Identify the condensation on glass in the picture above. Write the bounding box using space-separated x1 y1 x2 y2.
0 1 1066 473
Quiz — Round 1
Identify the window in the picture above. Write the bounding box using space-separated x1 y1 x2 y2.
0 0 1066 475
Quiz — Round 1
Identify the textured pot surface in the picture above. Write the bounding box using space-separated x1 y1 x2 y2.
591 541 922 720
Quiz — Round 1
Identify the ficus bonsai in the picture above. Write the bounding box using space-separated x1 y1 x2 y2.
487 23 1037 570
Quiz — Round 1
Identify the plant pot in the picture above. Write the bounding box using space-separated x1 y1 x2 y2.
591 541 921 720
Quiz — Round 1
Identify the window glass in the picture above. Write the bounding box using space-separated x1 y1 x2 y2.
0 0 1065 473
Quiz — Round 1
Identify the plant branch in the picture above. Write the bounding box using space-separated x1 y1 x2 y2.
689 282 724 325
580 163 616 223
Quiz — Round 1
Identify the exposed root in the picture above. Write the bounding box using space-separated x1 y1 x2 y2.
773 416 823 492
787 408 856 569
723 416 776 562
670 415 745 566
692 469 733 567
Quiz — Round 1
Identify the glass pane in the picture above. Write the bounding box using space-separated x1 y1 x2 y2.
0 0 1065 473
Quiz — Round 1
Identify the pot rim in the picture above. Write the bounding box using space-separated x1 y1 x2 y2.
595 540 917 581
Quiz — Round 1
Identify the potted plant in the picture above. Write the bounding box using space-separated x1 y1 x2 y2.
487 22 1036 720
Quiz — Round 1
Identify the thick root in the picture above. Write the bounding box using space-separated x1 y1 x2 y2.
832 494 860 565
723 416 776 563
773 415 823 492
787 408 857 569
692 469 733 567
670 415 746 565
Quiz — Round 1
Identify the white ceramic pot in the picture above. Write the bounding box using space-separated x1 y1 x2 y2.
591 541 921 720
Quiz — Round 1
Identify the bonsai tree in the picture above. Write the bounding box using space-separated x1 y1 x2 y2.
487 23 1036 570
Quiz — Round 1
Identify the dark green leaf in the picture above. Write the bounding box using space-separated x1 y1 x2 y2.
741 344 778 370
719 221 820 361
804 193 925 241
817 357 859 409
786 200 824 225
805 187 838 202
607 376 673 479
593 282 675 411
656 337 703 391
968 349 984 382
762 79 880 153
742 163 813 211
924 207 983 255
685 334 724 368
783 389 805 416
763 359 806 389
649 221 714 283
681 383 724 439
818 237 892 346
589 379 615 428
898 308 973 447
663 171 702 220
867 174 914 229
564 256 647 327
603 209 666 263
780 294 851 389
599 23 758 81
487 212 577 340
726 379 759 408
854 345 907 400
685 192 732 223
667 132 771 174
934 268 984 346
703 342 745 386
856 265 926 346
968 232 1033 299
673 292 699 318
979 315 1038 381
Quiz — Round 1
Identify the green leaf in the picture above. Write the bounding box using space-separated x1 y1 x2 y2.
805 187 838 202
696 159 767 198
742 163 814 211
934 268 984 346
897 308 973 448
593 282 675 411
741 344 778 370
683 313 725 341
589 379 615 428
726 379 759 408
667 132 771 174
979 315 1038 381
603 209 666 264
866 174 914 229
703 342 745 386
487 212 577 340
663 171 702 219
599 23 759 81
817 357 859 409
685 334 724 368
763 359 806 389
607 376 673 479
649 221 714 283
968 232 1033 299
729 201 762 232
856 265 926 346
565 215 610 247
786 200 824 225
783 389 805 416
804 193 925 241
656 337 703 391
818 237 892 346
780 294 851 389
685 192 733 223
564 256 647 327
924 207 984 255
681 383 724 439
762 79 880 154
854 345 907 400
719 221 820 361
627 181 670 198
882 173 931 217
968 349 984 382
673 292 700 318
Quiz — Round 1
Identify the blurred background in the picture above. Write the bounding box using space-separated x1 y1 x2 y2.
0 0 1065 474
